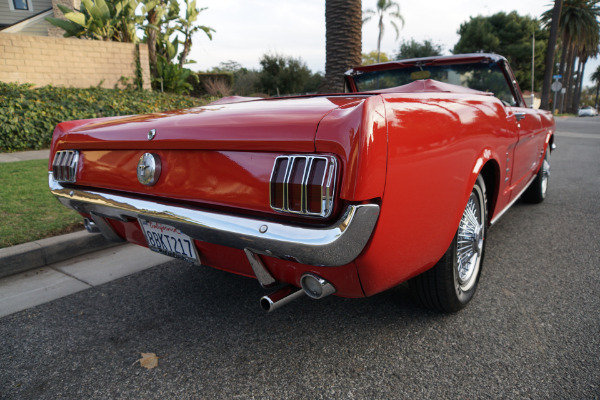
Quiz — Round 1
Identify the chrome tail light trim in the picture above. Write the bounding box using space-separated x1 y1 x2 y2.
270 155 337 218
52 150 79 183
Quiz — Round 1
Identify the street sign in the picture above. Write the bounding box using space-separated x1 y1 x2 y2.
553 75 562 79
551 81 562 92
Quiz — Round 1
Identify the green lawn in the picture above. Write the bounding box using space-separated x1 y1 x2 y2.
0 159 83 248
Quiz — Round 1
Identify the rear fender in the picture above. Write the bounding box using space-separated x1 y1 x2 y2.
315 96 388 201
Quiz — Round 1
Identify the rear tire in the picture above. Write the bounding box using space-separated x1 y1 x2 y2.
522 150 550 204
409 175 487 312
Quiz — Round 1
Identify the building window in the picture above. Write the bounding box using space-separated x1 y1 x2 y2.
13 0 29 10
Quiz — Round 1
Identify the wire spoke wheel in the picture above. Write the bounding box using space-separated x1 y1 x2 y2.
455 189 484 293
540 155 550 197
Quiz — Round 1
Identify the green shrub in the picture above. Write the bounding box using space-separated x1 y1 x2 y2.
187 72 234 97
0 82 208 152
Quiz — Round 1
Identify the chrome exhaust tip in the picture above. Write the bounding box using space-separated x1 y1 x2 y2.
83 218 100 233
260 286 304 312
300 273 336 299
259 274 337 312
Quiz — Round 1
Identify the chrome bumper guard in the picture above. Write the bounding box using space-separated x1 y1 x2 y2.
49 173 380 267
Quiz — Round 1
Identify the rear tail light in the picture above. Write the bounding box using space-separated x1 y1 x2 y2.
52 150 79 183
270 155 337 218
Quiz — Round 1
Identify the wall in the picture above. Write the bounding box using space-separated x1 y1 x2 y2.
0 0 53 27
0 33 151 90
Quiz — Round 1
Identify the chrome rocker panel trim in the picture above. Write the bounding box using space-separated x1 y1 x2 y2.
49 173 380 267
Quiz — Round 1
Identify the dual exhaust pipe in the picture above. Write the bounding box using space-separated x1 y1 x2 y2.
260 273 336 312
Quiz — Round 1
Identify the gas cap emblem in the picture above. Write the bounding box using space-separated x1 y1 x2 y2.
137 153 161 186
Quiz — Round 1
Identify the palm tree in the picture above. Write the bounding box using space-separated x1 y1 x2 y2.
319 0 362 93
570 27 599 112
542 0 600 113
363 0 404 63
540 0 563 111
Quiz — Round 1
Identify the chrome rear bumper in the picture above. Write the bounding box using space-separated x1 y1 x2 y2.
49 173 380 267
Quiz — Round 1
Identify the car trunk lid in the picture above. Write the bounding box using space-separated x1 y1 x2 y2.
57 96 365 153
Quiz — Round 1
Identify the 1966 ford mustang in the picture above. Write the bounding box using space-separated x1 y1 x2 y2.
49 54 555 312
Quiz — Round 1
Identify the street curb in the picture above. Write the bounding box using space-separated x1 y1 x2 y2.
0 230 121 279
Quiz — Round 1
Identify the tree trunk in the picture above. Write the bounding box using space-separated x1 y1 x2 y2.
564 48 576 113
319 0 362 93
571 58 585 112
179 37 191 68
377 16 383 63
561 43 574 113
147 9 158 79
540 0 563 111
557 31 569 113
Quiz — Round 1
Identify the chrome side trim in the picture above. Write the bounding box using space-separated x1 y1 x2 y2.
49 173 380 267
490 174 536 226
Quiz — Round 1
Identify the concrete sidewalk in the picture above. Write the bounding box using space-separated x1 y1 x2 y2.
0 244 171 318
0 149 49 163
0 231 120 279
1 149 120 279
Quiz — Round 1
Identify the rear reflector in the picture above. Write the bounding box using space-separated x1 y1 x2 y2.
52 150 79 183
270 155 337 217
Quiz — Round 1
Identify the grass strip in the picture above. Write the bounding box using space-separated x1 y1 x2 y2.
0 159 83 248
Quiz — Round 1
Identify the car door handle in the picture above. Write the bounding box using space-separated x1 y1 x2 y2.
515 112 526 121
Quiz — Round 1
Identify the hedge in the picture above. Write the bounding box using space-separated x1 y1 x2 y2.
0 82 208 152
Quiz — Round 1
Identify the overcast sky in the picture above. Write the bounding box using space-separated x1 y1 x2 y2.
188 0 599 87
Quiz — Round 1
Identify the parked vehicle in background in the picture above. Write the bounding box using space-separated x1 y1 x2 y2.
578 106 598 117
49 54 555 313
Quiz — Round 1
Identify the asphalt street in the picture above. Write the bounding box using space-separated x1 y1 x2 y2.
1 116 599 399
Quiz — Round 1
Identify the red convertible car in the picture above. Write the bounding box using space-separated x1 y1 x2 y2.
49 54 555 312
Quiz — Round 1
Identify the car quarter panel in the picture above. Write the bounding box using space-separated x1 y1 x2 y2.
315 96 388 201
354 93 515 296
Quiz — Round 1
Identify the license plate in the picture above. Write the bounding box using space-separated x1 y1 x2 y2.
139 219 200 264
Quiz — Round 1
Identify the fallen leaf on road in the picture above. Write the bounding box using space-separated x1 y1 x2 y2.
137 353 159 369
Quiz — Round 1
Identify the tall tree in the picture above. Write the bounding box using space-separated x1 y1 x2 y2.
141 0 166 79
453 11 549 92
396 38 443 59
540 0 563 111
543 0 600 113
177 0 214 67
363 51 390 65
363 0 404 63
319 0 362 93
570 28 599 112
259 53 312 96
